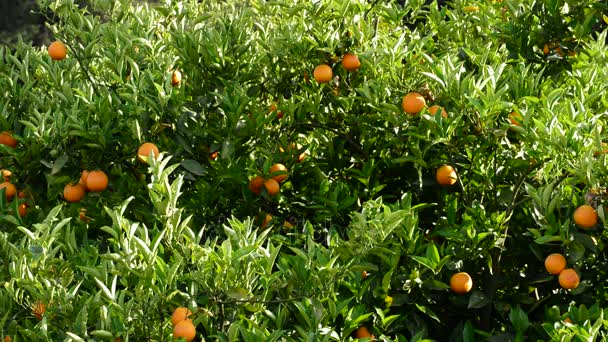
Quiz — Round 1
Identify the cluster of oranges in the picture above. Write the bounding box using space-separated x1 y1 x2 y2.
248 163 288 198
63 169 109 203
312 52 361 84
0 133 29 217
401 91 448 119
171 307 196 342
544 253 579 290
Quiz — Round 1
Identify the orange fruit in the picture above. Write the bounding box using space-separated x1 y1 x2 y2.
450 272 473 294
1 169 12 181
86 170 109 192
264 178 280 196
558 268 580 289
509 111 522 126
48 41 67 60
563 317 573 324
18 190 26 199
137 142 160 164
79 170 90 188
210 151 219 160
428 105 448 118
261 213 273 229
436 164 457 186
4 335 12 342
362 271 369 280
543 44 550 55
33 301 46 320
173 319 196 342
342 53 361 71
0 182 16 200
18 203 27 217
313 64 333 83
402 92 426 115
573 204 597 229
171 307 193 327
79 208 90 223
64 183 86 203
544 253 566 275
172 69 182 86
355 326 372 338
0 131 18 148
248 176 265 195
269 164 288 183
283 220 294 229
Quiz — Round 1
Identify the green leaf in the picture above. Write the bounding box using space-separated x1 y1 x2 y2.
509 305 530 333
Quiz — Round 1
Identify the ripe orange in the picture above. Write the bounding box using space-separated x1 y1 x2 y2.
269 164 288 183
264 178 280 196
450 272 473 294
248 176 265 195
0 182 16 200
573 204 597 229
48 41 67 60
210 151 219 160
4 335 12 342
171 307 193 327
402 92 426 115
86 170 109 192
33 301 46 320
261 213 273 229
543 44 550 55
563 317 573 324
64 183 86 203
544 253 566 275
362 271 369 280
0 131 18 148
342 53 361 71
173 319 196 342
436 164 457 186
428 105 448 118
79 170 90 188
1 169 11 181
18 203 27 217
18 190 26 199
79 208 90 223
313 64 333 83
283 220 294 229
137 142 160 163
558 268 580 289
172 70 182 86
355 326 372 338
509 111 522 126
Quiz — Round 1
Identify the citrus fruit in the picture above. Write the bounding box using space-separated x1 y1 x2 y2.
172 69 182 86
4 335 12 342
558 268 580 289
355 326 372 338
33 301 46 320
428 105 448 118
79 170 90 188
137 142 160 164
64 183 86 202
0 182 16 200
171 307 193 327
362 271 369 279
313 64 333 83
264 178 280 196
573 204 597 229
18 203 27 217
48 41 67 60
269 163 288 183
261 213 273 229
0 131 17 148
342 53 361 71
450 272 473 294
402 92 426 115
544 253 566 275
436 164 457 186
509 111 522 126
86 170 109 192
248 176 265 195
173 319 196 342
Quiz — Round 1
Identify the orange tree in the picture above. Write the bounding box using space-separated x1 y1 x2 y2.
1 0 608 340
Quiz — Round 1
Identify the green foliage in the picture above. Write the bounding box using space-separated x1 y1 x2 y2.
1 0 608 340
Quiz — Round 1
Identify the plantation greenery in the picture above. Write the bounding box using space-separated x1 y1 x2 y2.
1 0 608 340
